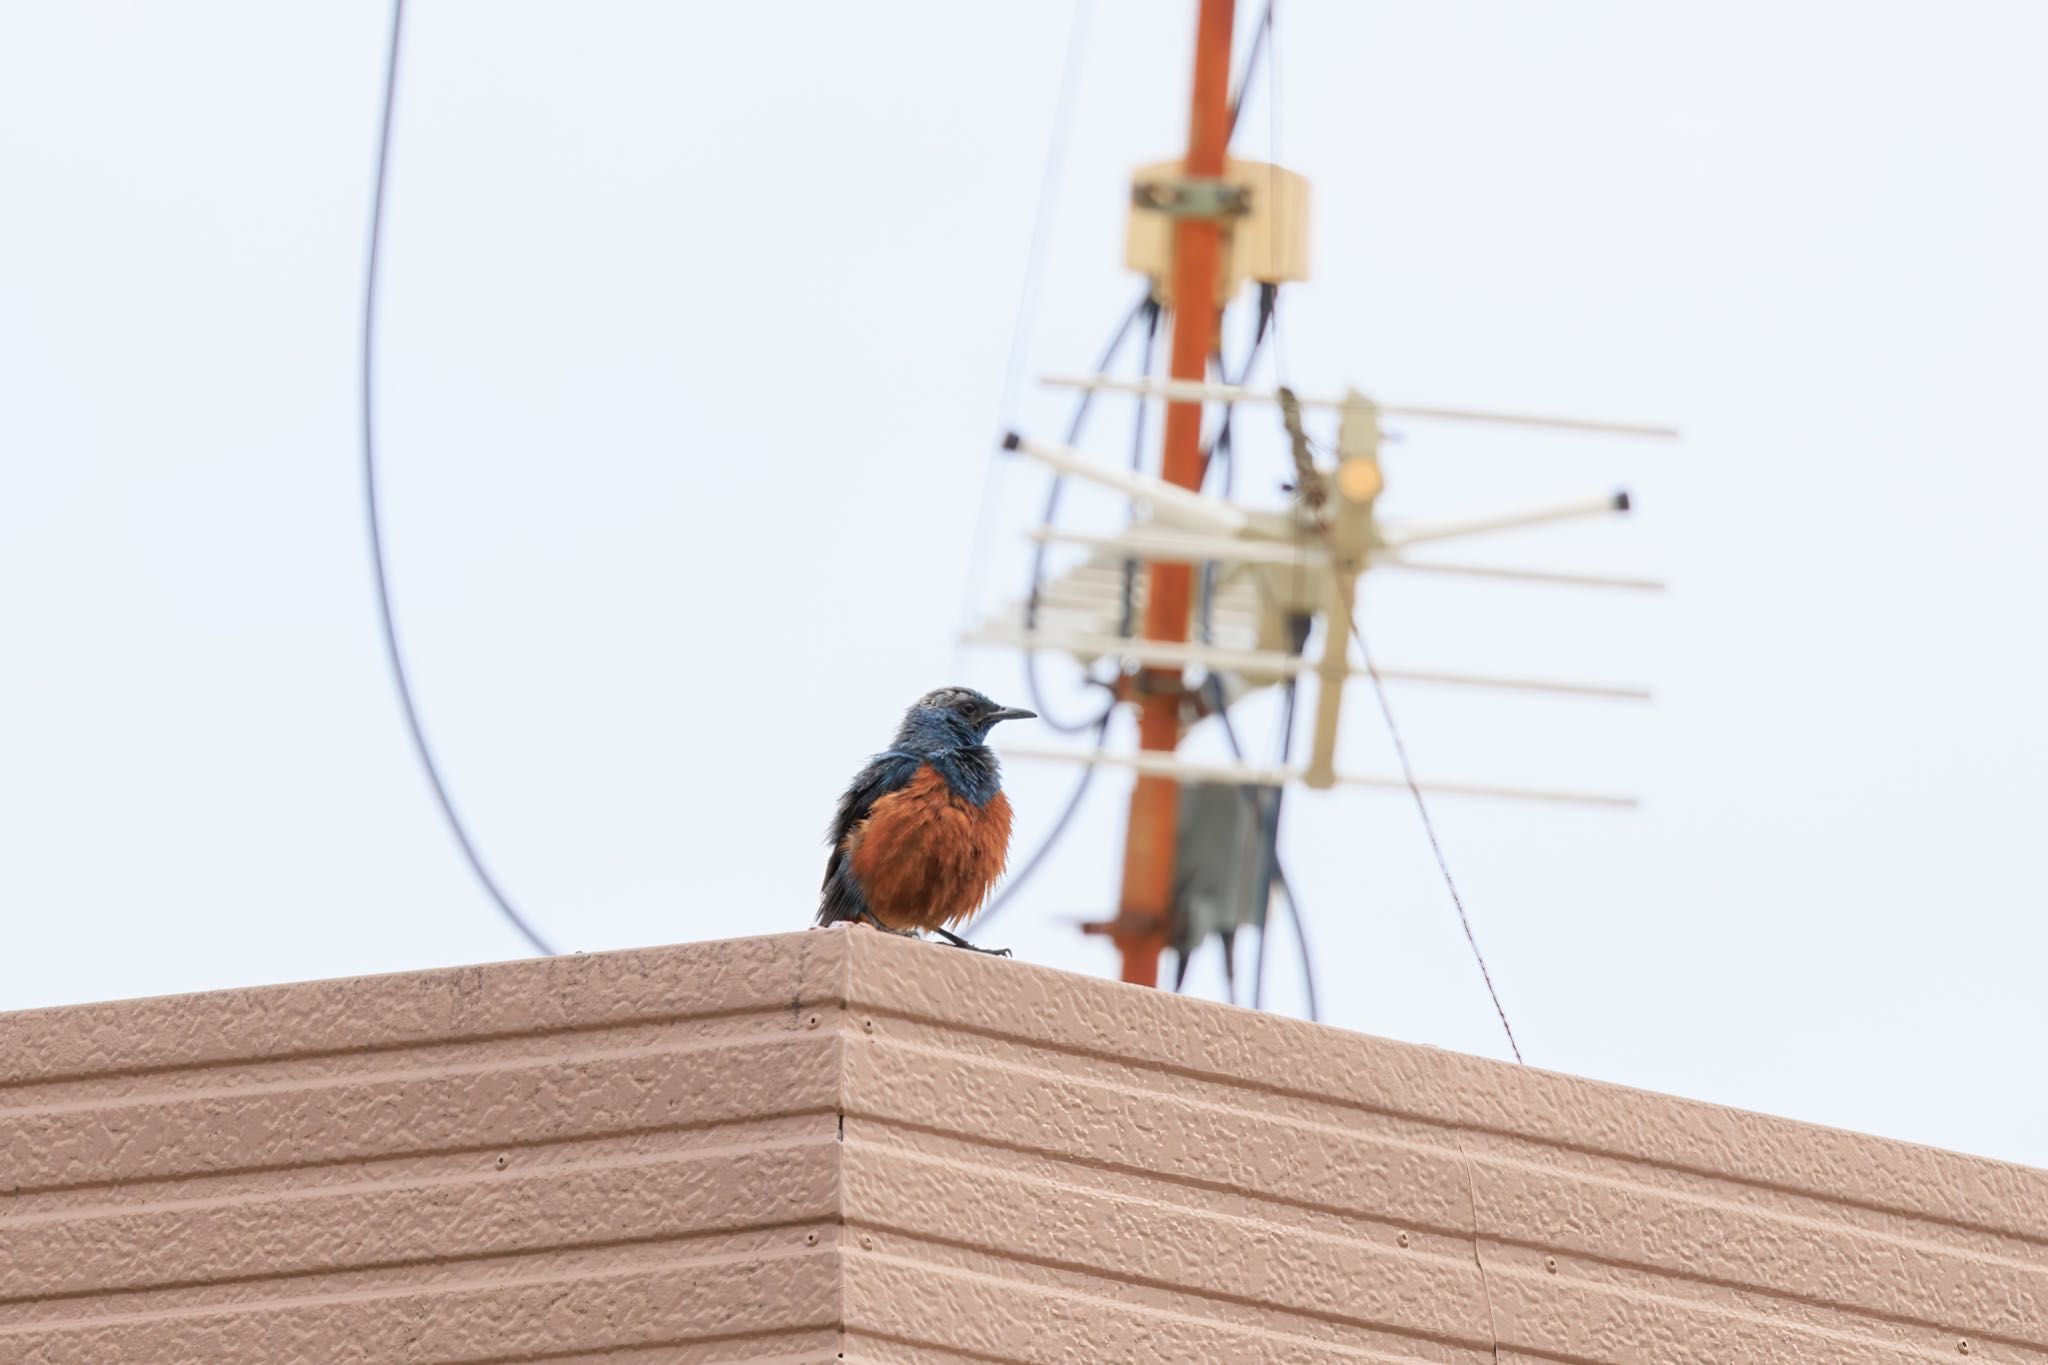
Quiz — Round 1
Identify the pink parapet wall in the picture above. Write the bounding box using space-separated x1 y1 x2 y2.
1 925 2043 1362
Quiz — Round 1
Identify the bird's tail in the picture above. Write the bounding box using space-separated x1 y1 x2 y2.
816 860 874 929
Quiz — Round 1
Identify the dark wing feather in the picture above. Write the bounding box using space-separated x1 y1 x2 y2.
817 753 921 926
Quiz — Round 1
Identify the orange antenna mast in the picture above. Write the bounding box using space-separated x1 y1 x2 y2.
1098 0 1238 986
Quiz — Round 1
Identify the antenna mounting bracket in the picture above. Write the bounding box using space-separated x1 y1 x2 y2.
1130 177 1251 220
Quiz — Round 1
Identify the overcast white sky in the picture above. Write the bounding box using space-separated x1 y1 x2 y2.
3 2 2044 1169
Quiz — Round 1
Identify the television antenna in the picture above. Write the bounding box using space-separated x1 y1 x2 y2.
963 0 1676 992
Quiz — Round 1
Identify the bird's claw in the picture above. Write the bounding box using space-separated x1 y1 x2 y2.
931 926 1012 957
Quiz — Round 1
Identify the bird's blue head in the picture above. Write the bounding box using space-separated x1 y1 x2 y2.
892 686 1036 754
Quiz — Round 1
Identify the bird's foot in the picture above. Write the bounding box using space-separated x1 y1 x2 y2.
931 926 1013 957
856 908 919 938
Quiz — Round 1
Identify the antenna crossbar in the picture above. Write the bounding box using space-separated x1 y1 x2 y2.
965 626 1652 701
1024 524 1324 568
1379 492 1632 548
1003 744 1639 809
1024 526 1666 592
1381 558 1666 592
1040 373 1678 439
1005 433 1246 535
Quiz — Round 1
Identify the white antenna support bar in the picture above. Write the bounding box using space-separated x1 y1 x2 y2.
1004 434 1247 536
1379 491 1631 549
1381 558 1666 593
963 625 1653 701
1001 744 1640 809
1039 374 1679 440
1023 526 1664 592
1023 524 1330 569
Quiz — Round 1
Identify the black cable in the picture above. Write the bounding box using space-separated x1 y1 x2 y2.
1205 675 1318 1022
1226 1 1276 138
1262 1 1292 383
1232 14 1316 1018
1250 616 1312 1014
1196 282 1277 646
1173 284 1316 1018
1021 0 1274 722
1021 289 1157 732
1195 283 1276 495
1116 300 1163 639
360 0 556 958
999 7 1281 945
972 704 1116 937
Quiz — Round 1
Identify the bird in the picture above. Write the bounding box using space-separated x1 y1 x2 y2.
818 687 1036 952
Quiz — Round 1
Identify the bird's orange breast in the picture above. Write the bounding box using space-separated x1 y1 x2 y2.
845 765 1012 931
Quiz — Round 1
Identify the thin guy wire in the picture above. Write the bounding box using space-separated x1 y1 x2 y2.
1258 48 1519 1054
956 0 1099 670
992 0 1098 433
1287 367 1520 1055
1264 1 1290 382
361 0 556 958
1346 596 1522 1063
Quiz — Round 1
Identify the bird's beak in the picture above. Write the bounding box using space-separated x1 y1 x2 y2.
986 706 1037 725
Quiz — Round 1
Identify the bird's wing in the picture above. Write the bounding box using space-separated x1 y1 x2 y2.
817 752 922 926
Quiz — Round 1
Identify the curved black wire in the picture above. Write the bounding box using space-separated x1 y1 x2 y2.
1205 679 1318 1023
997 8 1284 945
1196 282 1277 641
1020 0 1278 729
360 0 557 958
1226 0 1276 138
1249 617 1310 1014
1021 289 1157 732
1116 300 1163 639
1172 286 1316 1019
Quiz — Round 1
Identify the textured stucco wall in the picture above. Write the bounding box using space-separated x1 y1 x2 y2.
1 926 2042 1362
